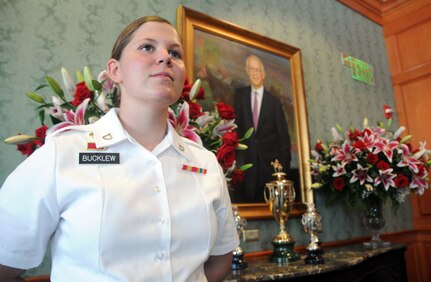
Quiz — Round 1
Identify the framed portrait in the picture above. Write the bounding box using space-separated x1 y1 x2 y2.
177 6 312 219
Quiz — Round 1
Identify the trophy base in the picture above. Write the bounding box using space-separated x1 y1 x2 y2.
231 247 248 270
269 240 299 264
304 249 324 265
231 257 248 270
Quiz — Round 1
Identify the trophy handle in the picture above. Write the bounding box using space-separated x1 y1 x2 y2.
264 184 272 204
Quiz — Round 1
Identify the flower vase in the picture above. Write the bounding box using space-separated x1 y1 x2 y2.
362 194 390 249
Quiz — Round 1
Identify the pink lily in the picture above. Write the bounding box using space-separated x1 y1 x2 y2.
358 130 375 151
331 140 358 164
397 144 421 173
47 98 90 134
410 174 429 195
374 168 396 191
49 96 65 121
373 137 399 163
332 162 347 177
350 164 373 185
97 70 116 94
212 119 236 138
168 102 202 145
195 112 214 128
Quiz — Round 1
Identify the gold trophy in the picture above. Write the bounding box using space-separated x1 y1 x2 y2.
264 159 299 264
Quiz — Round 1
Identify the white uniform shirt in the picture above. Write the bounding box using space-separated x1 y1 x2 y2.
0 109 239 282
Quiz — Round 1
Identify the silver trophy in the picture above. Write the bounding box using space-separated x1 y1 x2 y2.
231 206 248 270
301 202 324 264
264 159 299 263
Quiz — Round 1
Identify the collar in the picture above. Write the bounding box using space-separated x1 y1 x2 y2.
92 109 192 161
251 86 264 96
163 122 192 161
91 108 129 148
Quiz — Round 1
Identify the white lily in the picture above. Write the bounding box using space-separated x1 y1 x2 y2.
189 79 201 101
61 67 76 96
331 127 341 141
363 117 368 129
393 126 405 139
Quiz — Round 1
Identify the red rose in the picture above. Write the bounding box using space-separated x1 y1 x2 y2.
181 78 205 100
34 125 49 146
17 142 36 156
231 168 245 185
348 129 362 141
333 177 346 191
194 86 205 100
222 132 238 148
376 160 390 170
315 141 323 152
216 103 236 120
216 144 236 170
181 83 192 101
367 153 378 164
188 101 204 119
71 82 94 106
394 174 409 188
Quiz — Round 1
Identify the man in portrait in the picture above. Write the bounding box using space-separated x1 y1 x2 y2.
233 54 291 203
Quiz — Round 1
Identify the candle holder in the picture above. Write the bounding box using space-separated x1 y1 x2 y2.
231 205 248 270
301 202 324 264
264 159 299 264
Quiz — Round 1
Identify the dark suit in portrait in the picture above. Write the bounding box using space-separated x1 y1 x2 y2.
233 86 291 203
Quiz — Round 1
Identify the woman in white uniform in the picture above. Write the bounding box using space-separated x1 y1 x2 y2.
0 16 238 282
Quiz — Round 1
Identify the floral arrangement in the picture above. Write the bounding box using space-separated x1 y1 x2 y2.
5 67 252 183
309 105 431 211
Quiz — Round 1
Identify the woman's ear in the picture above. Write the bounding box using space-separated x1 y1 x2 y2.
107 58 121 83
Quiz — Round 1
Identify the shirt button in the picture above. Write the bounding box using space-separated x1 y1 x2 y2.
157 251 165 260
159 217 166 225
153 186 160 193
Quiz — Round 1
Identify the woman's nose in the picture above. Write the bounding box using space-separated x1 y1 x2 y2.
157 50 172 65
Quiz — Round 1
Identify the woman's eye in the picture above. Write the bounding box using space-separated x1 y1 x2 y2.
140 44 155 52
169 50 182 59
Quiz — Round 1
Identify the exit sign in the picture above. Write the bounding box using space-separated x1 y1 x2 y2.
341 53 375 86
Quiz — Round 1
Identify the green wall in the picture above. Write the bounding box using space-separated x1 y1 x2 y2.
0 0 413 277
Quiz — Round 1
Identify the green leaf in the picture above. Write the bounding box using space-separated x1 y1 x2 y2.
92 80 102 91
83 66 95 91
26 92 45 104
46 76 64 98
38 109 45 125
34 84 48 92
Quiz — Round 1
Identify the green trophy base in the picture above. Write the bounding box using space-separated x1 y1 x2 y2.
269 240 300 264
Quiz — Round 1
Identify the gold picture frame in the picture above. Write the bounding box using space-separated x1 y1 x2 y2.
177 6 313 219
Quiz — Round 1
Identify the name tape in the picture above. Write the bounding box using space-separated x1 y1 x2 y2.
79 153 120 164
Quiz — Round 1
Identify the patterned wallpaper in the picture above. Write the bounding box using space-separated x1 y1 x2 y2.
0 0 412 277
